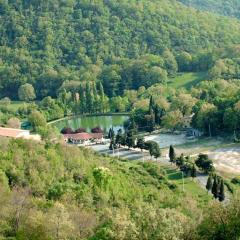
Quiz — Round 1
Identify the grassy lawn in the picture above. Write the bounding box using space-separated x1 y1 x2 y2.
168 72 208 89
6 101 27 111
163 165 211 203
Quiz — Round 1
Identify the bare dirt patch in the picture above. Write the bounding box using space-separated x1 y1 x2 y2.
208 147 240 175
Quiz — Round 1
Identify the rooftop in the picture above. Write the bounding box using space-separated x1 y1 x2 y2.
0 127 30 138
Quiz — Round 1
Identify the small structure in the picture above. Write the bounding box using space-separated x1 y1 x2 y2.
63 132 104 145
183 113 195 128
186 128 203 138
0 127 41 141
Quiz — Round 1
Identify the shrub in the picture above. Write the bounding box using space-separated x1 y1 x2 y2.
75 128 86 133
231 177 240 185
91 126 104 133
61 127 74 134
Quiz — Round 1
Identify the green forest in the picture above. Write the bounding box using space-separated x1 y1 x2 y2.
178 0 240 19
1 0 240 99
2 0 240 239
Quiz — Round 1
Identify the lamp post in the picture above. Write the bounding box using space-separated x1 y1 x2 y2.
182 171 185 192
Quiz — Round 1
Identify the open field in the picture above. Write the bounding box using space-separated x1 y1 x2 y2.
0 101 27 112
168 72 208 89
145 133 196 149
163 166 211 203
208 147 240 176
160 137 240 177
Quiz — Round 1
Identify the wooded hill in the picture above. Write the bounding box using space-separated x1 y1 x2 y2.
178 0 240 19
1 0 240 99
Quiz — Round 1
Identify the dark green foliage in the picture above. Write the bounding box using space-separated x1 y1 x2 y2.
195 154 214 173
231 177 240 185
191 164 197 179
169 145 176 163
137 137 145 151
108 128 114 139
126 131 135 149
115 129 123 147
1 0 240 99
176 154 185 167
179 0 240 19
218 179 225 202
206 175 213 192
145 141 161 159
212 175 219 199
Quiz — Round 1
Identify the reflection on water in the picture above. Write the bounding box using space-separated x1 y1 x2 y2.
53 115 129 133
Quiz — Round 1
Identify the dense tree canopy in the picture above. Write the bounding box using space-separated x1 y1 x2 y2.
178 0 240 19
1 0 240 99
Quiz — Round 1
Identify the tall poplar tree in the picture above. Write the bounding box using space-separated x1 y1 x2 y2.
98 82 105 113
93 82 99 113
86 82 93 113
79 84 86 114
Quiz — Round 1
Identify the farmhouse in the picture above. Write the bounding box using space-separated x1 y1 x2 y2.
63 132 104 145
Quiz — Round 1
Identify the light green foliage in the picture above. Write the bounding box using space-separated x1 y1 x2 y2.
0 138 213 239
168 72 208 89
28 110 47 131
1 1 240 99
179 0 240 19
18 84 36 102
162 110 184 130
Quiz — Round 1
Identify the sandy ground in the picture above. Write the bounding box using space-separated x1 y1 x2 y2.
208 147 240 175
144 133 194 148
91 133 240 176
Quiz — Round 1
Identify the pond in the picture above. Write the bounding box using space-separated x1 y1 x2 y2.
52 115 129 134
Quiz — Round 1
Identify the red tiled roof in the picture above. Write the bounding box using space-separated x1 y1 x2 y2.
63 132 103 140
0 127 30 138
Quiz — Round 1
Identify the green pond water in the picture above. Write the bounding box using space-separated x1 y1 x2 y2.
53 115 129 133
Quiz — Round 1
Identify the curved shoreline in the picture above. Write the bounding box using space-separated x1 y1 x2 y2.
47 112 130 125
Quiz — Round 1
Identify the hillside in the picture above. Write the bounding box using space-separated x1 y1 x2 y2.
0 138 211 239
178 0 240 19
1 0 240 99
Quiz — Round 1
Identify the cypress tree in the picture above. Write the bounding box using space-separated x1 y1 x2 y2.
191 164 197 180
154 106 161 125
121 133 127 146
206 175 213 192
149 95 155 114
149 108 155 132
126 131 135 149
218 179 225 202
109 137 116 150
109 130 116 150
115 129 123 147
137 137 145 152
108 128 113 139
212 175 218 199
169 145 176 164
